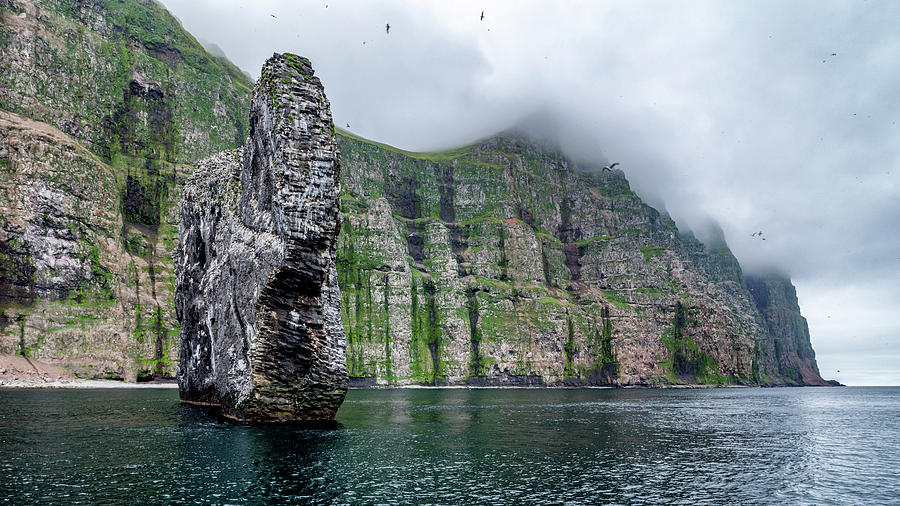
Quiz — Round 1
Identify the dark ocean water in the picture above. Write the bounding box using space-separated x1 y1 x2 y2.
0 387 897 504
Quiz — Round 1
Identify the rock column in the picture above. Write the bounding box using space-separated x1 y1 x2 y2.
175 53 346 421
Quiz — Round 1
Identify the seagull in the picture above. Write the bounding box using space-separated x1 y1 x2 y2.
480 11 485 21
386 23 390 34
601 162 620 172
270 14 276 18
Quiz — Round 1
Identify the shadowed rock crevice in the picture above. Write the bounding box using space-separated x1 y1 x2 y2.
334 131 828 387
746 273 827 385
597 306 618 383
423 280 442 385
439 165 472 277
175 53 347 422
100 76 176 163
558 198 582 282
388 175 426 268
465 287 483 379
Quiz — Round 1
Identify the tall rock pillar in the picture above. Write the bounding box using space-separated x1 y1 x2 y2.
175 53 347 421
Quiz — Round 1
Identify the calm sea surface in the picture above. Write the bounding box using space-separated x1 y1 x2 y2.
0 387 898 504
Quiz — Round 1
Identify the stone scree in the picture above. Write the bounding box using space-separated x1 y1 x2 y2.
175 53 347 421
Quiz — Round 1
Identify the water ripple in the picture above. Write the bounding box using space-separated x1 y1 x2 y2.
0 387 898 504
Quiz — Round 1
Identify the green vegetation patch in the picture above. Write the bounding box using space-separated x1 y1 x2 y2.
337 129 475 162
640 246 665 260
600 290 630 309
658 302 731 385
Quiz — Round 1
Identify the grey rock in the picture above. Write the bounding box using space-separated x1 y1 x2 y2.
335 133 827 387
175 53 346 421
746 273 828 386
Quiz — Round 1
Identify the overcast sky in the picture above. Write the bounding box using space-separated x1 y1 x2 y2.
161 0 900 385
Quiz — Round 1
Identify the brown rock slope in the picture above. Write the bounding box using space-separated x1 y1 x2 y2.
0 110 173 380
0 0 251 379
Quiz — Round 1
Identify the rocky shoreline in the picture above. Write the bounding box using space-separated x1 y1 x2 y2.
0 353 176 388
0 379 178 389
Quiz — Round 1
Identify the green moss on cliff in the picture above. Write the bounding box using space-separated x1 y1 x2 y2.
640 246 665 260
0 0 251 379
407 274 447 384
335 130 796 386
336 127 476 162
657 302 731 385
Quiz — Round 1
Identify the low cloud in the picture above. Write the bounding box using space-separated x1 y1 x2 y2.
161 0 900 384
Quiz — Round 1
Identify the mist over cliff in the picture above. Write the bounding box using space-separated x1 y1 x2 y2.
159 0 900 385
0 0 890 385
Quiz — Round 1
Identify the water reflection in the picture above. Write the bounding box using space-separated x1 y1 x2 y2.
0 387 898 504
248 427 345 501
172 402 348 503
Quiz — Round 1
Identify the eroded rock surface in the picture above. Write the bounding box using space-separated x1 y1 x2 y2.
335 133 828 387
175 54 346 421
0 0 252 380
746 273 829 386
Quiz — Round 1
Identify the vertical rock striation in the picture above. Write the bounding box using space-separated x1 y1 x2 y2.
1 0 253 380
335 133 828 386
175 54 346 421
746 273 828 386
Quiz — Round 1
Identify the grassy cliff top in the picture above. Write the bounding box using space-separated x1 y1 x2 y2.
335 128 479 162
97 0 254 92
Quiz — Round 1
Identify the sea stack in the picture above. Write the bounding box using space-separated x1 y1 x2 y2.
174 53 347 421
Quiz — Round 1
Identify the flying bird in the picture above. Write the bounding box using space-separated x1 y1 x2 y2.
601 162 620 172
386 23 390 34
346 123 350 128
270 14 277 18
480 11 485 21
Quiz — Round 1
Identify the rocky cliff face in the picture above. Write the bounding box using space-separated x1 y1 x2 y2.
0 0 827 388
0 0 250 379
746 273 828 386
335 133 826 386
176 54 346 421
1 0 251 160
0 110 136 375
